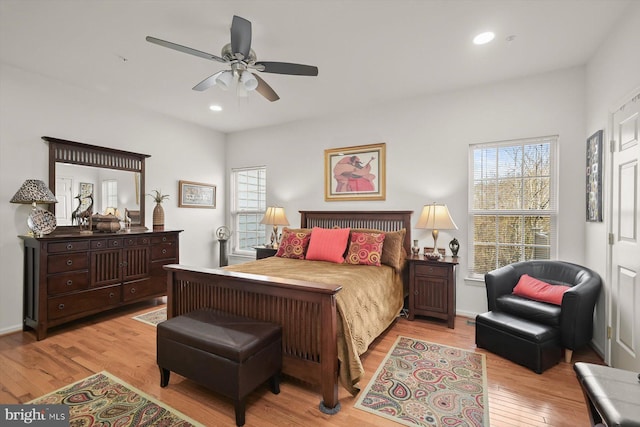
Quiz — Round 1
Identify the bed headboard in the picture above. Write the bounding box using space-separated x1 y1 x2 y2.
299 210 413 256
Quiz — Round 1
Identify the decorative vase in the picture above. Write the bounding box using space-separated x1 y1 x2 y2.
153 202 165 231
411 239 420 256
449 237 460 257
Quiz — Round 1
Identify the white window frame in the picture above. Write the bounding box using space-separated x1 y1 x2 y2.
468 136 558 280
230 166 267 256
102 179 118 213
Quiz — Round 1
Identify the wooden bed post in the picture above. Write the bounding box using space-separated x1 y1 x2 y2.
319 293 340 414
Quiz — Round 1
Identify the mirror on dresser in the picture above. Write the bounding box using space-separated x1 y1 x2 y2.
44 136 150 230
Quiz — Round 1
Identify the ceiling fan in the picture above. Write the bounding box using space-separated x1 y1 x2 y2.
146 15 318 102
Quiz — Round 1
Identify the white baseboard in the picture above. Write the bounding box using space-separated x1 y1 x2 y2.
0 323 23 338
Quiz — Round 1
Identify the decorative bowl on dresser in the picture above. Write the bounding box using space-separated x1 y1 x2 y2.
21 229 181 340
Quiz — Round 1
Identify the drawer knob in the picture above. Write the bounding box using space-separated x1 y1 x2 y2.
66 280 73 286
130 288 136 294
58 303 65 310
162 237 167 242
66 260 73 266
113 241 119 246
414 290 419 295
128 239 134 245
109 292 115 298
429 267 433 273
66 244 73 250
162 249 167 254
96 242 102 247
143 239 148 244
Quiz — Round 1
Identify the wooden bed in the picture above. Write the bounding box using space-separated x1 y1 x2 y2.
164 210 412 413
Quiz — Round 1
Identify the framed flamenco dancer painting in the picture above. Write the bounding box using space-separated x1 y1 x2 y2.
325 143 386 201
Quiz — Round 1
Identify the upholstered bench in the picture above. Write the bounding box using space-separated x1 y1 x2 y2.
476 311 561 373
157 308 282 426
574 362 640 427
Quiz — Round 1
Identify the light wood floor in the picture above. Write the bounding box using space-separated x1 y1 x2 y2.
0 299 602 426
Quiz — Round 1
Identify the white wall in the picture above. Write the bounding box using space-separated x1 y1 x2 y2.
227 67 587 318
585 2 640 358
0 63 226 335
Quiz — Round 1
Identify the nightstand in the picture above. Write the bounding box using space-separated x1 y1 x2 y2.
407 255 458 328
255 246 277 260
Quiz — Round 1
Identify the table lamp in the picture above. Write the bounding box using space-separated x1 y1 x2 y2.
260 207 290 248
416 203 458 259
10 179 58 236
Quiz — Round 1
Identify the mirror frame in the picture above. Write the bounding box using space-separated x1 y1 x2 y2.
43 136 151 230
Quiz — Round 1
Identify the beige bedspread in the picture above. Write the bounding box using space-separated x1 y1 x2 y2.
224 257 404 394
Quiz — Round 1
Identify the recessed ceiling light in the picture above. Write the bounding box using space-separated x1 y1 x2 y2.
473 31 495 45
209 105 222 112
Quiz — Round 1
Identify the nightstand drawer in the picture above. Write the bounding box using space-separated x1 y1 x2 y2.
413 264 449 278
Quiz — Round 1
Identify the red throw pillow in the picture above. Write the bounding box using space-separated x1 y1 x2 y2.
345 231 386 266
305 227 351 263
513 274 570 305
276 228 311 259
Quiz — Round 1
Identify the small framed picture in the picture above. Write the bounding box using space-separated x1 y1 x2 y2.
586 130 603 222
325 143 386 201
178 180 216 208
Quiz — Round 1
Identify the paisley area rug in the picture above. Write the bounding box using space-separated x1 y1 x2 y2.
355 336 489 427
132 307 167 326
29 371 203 426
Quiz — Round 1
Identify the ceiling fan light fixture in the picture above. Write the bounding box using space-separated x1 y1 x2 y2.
215 70 233 90
240 72 258 91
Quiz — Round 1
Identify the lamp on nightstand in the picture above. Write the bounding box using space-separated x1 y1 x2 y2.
260 207 290 249
416 203 458 259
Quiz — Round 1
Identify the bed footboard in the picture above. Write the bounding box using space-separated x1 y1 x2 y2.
164 264 342 412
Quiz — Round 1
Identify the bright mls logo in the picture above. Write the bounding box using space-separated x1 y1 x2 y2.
1 405 68 426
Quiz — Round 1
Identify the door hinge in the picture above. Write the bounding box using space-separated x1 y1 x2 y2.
608 233 614 245
607 326 612 339
610 140 616 152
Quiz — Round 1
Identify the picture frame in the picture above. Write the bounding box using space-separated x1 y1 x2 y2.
79 182 93 212
325 143 386 201
586 130 603 222
178 180 216 208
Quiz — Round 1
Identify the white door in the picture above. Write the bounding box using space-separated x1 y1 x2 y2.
55 177 73 226
610 91 640 371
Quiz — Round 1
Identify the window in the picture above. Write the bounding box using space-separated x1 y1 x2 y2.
231 167 266 254
468 136 557 279
102 179 118 212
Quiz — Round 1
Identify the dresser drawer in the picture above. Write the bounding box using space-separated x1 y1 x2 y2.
122 278 164 302
124 236 151 247
47 252 89 274
47 272 89 294
48 241 90 253
47 286 121 320
413 264 449 278
151 234 177 245
151 244 176 260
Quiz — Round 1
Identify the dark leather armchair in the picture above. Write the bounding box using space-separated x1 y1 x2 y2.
485 260 602 363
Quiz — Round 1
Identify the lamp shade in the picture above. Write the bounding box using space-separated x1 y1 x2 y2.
260 207 290 226
416 203 458 230
215 70 234 90
10 179 58 205
240 71 258 91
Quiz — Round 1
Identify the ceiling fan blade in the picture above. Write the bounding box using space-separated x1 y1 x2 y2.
192 70 225 91
254 61 318 76
230 15 252 60
253 73 280 102
146 36 227 63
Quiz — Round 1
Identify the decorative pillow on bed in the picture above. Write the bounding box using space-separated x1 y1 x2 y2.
345 231 386 266
305 227 351 263
275 227 312 259
512 274 570 305
352 228 406 270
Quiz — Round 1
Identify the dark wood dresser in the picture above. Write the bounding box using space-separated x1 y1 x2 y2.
20 229 181 340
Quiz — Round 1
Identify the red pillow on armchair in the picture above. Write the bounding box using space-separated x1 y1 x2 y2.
513 274 570 305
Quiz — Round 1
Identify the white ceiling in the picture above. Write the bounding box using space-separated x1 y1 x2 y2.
0 0 632 134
